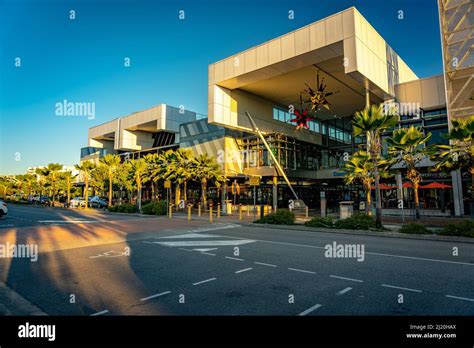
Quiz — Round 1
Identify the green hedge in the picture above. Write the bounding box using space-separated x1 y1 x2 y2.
255 209 295 225
108 203 139 214
304 216 335 228
439 220 474 238
333 214 375 230
141 201 167 215
399 223 432 235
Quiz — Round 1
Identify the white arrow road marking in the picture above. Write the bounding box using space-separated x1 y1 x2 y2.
154 240 255 247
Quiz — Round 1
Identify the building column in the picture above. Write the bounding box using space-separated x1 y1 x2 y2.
272 176 278 212
451 170 464 216
221 180 227 214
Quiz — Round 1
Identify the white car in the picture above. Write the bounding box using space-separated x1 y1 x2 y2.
69 197 86 208
0 200 8 218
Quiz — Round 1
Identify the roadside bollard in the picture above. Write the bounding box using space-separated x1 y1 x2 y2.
247 205 250 216
198 203 201 216
239 204 242 220
209 204 213 223
169 203 173 219
217 203 221 219
187 204 192 221
305 206 309 218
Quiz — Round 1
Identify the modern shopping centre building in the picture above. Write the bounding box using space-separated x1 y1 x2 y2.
81 6 473 216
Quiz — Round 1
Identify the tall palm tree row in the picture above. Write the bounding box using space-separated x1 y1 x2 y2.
100 154 122 206
75 161 96 209
386 126 433 219
352 105 399 228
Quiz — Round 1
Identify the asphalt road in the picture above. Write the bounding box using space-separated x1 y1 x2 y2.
0 204 473 315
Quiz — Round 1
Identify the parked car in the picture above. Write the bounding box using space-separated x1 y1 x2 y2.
70 197 86 208
0 200 8 217
33 195 51 206
89 196 107 208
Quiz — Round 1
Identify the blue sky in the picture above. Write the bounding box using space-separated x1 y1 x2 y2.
0 0 443 174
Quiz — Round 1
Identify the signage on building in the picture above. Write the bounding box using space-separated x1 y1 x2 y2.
249 177 260 186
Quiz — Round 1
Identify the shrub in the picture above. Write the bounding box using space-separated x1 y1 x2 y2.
399 223 432 235
255 209 295 225
108 203 139 214
439 220 474 238
334 214 375 230
304 216 335 228
141 201 167 215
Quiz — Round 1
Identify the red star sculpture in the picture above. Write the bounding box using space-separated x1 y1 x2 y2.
290 109 312 129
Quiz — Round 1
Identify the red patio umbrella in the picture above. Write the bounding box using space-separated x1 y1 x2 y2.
370 183 397 190
402 182 413 188
420 182 452 189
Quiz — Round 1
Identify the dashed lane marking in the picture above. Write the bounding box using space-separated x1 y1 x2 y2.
330 275 364 283
235 268 253 274
140 291 171 301
288 268 316 275
336 287 353 295
381 284 422 293
193 278 216 286
90 310 109 316
298 304 322 316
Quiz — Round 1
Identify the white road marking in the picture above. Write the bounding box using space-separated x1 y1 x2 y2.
140 291 171 301
336 287 353 295
221 235 474 267
159 233 221 239
202 252 216 256
193 248 218 252
330 275 364 283
154 240 255 247
254 262 277 267
381 284 422 293
445 295 474 302
288 267 316 274
39 220 97 224
235 268 253 274
225 256 244 261
143 241 155 244
90 310 109 316
193 278 216 286
178 248 194 252
175 224 241 234
298 304 322 316
0 224 14 228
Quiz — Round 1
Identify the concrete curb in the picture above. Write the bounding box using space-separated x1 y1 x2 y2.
247 223 474 244
0 282 47 315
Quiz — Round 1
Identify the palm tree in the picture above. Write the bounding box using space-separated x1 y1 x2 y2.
143 153 159 201
75 161 96 209
24 174 37 198
100 154 122 206
116 162 132 204
129 158 148 211
153 150 177 204
35 167 49 199
431 116 473 199
343 151 374 215
13 175 25 199
46 163 63 207
193 153 224 210
352 105 399 228
61 171 76 207
168 149 194 204
386 126 432 219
